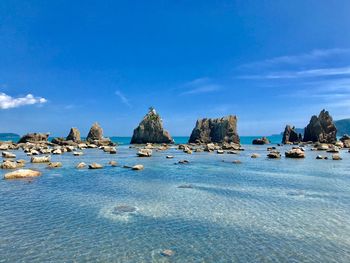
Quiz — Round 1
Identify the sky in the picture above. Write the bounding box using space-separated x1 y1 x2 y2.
1 0 350 137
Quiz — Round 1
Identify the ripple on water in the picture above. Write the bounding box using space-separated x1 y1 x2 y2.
99 204 139 222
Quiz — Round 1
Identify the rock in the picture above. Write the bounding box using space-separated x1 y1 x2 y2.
267 151 281 159
316 155 328 160
285 148 305 158
316 143 329 151
113 205 137 215
204 143 216 152
132 164 144 170
76 162 86 169
4 169 41 179
31 156 51 163
0 160 18 169
177 184 193 189
282 125 300 144
48 162 62 168
160 249 175 257
109 148 117 154
52 149 62 155
303 109 337 143
183 147 192 154
109 161 118 167
189 115 240 144
87 123 112 146
166 155 174 159
217 150 224 154
251 153 260 158
66 127 81 142
88 163 103 169
137 148 153 157
232 160 242 164
340 135 350 148
18 133 49 143
2 151 16 158
73 151 83 156
227 150 238 154
332 154 342 160
130 107 174 144
178 160 189 164
252 137 270 145
327 146 340 153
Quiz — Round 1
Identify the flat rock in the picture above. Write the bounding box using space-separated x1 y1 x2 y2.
89 163 103 169
76 162 86 169
4 169 41 179
2 151 16 158
132 164 144 170
31 156 51 163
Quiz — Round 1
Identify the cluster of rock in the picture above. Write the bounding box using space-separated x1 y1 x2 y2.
131 108 173 144
252 137 270 145
303 110 337 143
189 115 240 144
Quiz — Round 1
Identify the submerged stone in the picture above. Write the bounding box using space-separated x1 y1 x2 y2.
112 205 137 215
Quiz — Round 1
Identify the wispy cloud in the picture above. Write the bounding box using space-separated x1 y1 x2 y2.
0 93 47 109
115 90 131 107
239 66 350 79
180 78 222 96
240 48 350 69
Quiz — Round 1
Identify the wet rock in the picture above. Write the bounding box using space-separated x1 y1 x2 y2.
252 137 270 145
160 249 175 257
137 149 152 157
217 150 224 154
31 156 51 163
132 164 144 170
73 151 84 156
282 125 300 144
109 148 117 154
178 160 189 164
112 205 137 215
267 151 281 159
189 115 240 144
251 153 260 158
109 161 118 167
285 148 305 158
89 163 103 169
177 184 193 189
76 162 86 169
326 146 340 153
332 154 342 160
204 143 216 152
18 133 49 143
52 149 62 155
303 109 337 143
316 155 328 160
0 160 18 169
66 127 81 142
227 150 238 154
131 107 173 144
86 123 112 146
48 162 62 168
232 160 242 164
166 155 174 159
340 134 350 148
2 151 16 158
4 169 41 179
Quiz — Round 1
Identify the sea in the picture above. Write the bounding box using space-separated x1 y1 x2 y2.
0 135 349 262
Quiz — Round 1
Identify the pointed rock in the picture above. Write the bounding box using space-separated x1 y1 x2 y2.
66 128 81 142
282 125 301 144
86 123 112 146
189 115 239 144
130 108 173 144
303 110 337 143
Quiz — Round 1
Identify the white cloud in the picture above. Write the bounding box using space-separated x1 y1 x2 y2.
0 93 47 109
240 48 350 69
115 90 131 107
180 78 222 95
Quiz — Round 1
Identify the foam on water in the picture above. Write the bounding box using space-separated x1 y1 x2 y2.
0 143 350 262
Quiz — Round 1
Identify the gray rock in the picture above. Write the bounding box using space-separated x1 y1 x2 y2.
252 137 270 145
86 123 112 146
282 125 301 144
130 108 173 144
18 133 49 143
303 109 337 143
189 115 240 144
285 148 305 158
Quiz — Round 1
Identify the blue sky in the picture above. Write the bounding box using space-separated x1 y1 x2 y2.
1 1 350 136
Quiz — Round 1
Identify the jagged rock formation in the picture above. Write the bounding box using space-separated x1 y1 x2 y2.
282 125 300 144
66 128 81 142
86 123 112 146
130 108 174 144
252 137 270 145
18 133 49 143
188 115 240 144
303 110 337 143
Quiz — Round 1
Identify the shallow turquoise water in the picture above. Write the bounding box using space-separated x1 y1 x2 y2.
0 144 350 262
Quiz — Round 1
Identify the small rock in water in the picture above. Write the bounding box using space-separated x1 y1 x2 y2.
166 155 174 159
251 153 260 158
332 154 342 160
227 150 238 154
109 148 117 154
109 161 118 167
177 184 193 189
73 151 83 156
316 155 328 160
161 249 175 257
232 160 242 164
123 165 132 169
112 205 137 215
76 162 86 169
132 164 144 170
137 149 152 157
217 150 224 154
177 160 189 164
31 156 51 163
267 151 281 159
4 169 41 179
89 163 103 169
48 162 62 168
2 151 16 158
